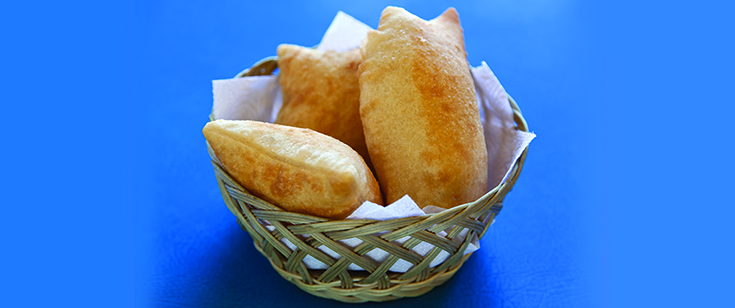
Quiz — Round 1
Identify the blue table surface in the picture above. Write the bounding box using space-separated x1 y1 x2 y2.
135 2 602 307
3 1 735 307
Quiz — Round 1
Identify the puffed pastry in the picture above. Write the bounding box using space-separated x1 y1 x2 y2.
276 45 372 167
358 7 488 208
203 119 382 219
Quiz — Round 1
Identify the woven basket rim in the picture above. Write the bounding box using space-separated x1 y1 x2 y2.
208 56 530 222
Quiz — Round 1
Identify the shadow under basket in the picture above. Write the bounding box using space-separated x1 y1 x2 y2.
207 57 530 303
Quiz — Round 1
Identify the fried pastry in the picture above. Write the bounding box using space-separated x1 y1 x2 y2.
276 45 371 167
203 119 382 219
358 7 488 208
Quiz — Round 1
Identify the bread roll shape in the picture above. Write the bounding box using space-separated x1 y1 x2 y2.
276 45 372 167
203 120 382 219
359 7 488 208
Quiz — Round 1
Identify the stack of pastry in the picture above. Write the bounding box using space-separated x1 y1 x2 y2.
203 7 487 220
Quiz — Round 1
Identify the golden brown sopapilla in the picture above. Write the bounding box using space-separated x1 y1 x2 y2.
203 120 382 219
276 45 372 167
359 7 488 208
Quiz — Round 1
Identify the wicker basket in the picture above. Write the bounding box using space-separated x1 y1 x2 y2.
207 57 530 303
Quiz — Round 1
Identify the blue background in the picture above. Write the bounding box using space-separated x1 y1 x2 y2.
2 0 734 307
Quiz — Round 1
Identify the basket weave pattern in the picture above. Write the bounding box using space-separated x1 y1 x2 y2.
207 58 530 303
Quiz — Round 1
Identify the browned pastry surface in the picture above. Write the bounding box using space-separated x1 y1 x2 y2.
203 120 382 219
276 45 372 168
359 7 487 208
